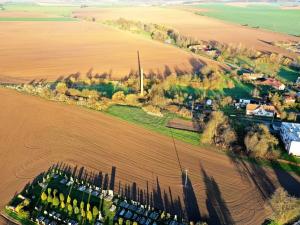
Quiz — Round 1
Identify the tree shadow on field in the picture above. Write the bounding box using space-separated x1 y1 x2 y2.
189 57 206 75
109 166 116 190
118 176 185 220
227 153 275 200
181 172 201 222
270 161 300 197
258 39 273 46
49 75 65 90
164 65 172 78
47 163 210 222
174 66 187 76
201 165 234 225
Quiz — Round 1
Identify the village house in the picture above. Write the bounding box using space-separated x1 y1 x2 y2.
188 44 208 52
241 73 264 81
235 99 251 108
280 122 300 156
205 49 220 58
188 44 220 57
235 98 265 109
257 78 285 90
246 104 280 118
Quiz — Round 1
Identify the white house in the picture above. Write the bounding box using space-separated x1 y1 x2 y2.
280 122 300 156
246 104 280 118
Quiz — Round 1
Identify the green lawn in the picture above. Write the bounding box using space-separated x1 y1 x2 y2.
5 209 36 225
106 105 200 145
196 4 300 36
222 80 254 99
76 83 133 98
207 78 254 99
166 76 253 100
278 66 299 83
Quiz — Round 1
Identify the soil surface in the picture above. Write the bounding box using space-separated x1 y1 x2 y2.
1 88 299 225
74 7 300 57
0 20 207 82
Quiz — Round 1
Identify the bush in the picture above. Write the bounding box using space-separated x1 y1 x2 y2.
177 107 192 119
55 82 67 94
41 192 47 202
244 124 279 159
287 112 297 121
125 94 140 106
165 104 180 114
150 94 169 108
81 89 99 99
142 105 163 117
67 88 81 97
270 188 300 224
53 197 60 207
201 111 236 149
112 91 125 102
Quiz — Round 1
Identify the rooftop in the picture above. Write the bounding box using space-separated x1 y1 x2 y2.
258 78 285 89
281 122 300 142
246 104 277 112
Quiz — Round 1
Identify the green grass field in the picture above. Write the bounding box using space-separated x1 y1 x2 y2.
210 79 254 99
197 4 300 36
278 66 299 82
1 3 78 17
106 105 200 145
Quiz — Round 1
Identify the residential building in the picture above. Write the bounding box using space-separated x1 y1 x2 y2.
235 99 251 108
280 122 300 156
188 44 208 51
257 78 285 90
241 73 264 81
246 104 280 118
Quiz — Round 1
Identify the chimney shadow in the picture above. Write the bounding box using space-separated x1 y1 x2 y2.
270 161 300 197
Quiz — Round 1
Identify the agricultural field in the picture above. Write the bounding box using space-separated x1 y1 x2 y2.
0 4 225 83
0 20 200 82
0 2 300 225
197 4 300 36
0 4 299 82
73 6 300 57
1 88 300 225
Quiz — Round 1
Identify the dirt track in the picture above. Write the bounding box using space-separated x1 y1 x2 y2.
0 88 299 225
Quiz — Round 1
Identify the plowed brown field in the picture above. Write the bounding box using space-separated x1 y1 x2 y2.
73 7 300 57
0 20 210 83
1 88 299 225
